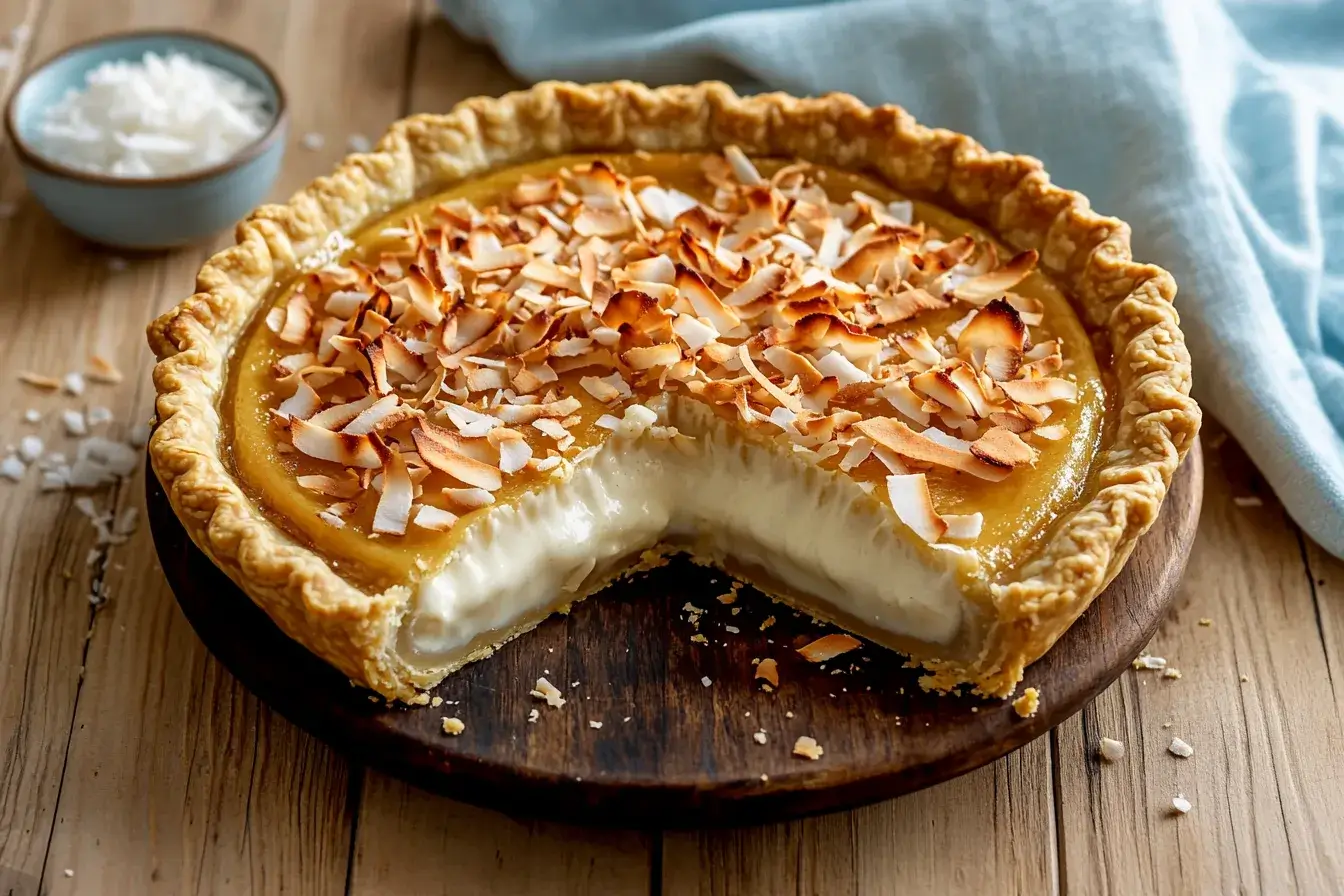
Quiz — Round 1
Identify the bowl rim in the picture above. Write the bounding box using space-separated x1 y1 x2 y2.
3 28 290 187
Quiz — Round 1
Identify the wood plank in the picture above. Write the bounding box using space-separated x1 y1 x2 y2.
348 772 652 895
344 16 651 893
0 1 412 893
662 738 1057 895
1052 419 1344 894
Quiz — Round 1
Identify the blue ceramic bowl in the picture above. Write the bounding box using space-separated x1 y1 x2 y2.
3 30 288 249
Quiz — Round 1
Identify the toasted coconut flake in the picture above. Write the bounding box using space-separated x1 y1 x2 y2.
894 329 943 367
296 474 362 499
443 487 496 510
274 293 314 344
18 371 61 390
942 512 984 541
530 677 566 708
723 263 788 308
511 176 561 207
957 298 1025 356
442 401 501 438
854 417 1009 481
754 658 779 687
797 633 863 663
739 343 801 412
676 266 741 334
411 504 457 532
886 473 948 543
308 395 376 430
497 437 533 474
623 342 683 371
413 420 502 490
951 249 1039 304
290 419 387 469
763 345 824 391
87 355 124 384
275 379 323 421
971 427 1039 469
372 448 414 536
999 377 1079 405
722 145 764 186
580 373 631 403
814 350 870 388
983 345 1023 381
381 332 428 382
343 394 405 436
878 378 932 425
671 314 719 352
834 237 909 285
573 206 632 238
910 369 975 418
1032 423 1068 441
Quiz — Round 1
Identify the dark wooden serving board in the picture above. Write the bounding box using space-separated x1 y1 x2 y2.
147 442 1202 828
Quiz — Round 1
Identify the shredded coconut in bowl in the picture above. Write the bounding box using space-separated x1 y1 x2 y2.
36 51 271 178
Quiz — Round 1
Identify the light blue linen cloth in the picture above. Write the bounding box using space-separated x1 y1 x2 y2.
440 0 1344 557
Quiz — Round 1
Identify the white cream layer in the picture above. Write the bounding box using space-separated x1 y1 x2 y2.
398 399 978 668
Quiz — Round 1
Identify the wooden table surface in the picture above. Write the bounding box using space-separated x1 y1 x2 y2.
1 2 1340 893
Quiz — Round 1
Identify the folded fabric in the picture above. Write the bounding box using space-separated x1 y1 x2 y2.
440 0 1344 557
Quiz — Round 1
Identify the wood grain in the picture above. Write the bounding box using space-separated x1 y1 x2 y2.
0 1 414 893
1051 419 1344 894
663 740 1058 895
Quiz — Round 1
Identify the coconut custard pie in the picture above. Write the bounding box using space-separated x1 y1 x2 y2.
148 82 1199 701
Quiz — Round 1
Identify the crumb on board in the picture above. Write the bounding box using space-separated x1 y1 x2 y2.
755 657 779 688
1171 794 1192 814
1012 687 1040 718
441 717 465 736
793 735 824 760
1099 737 1125 762
752 730 768 745
529 677 565 707
1168 737 1194 758
1133 654 1167 670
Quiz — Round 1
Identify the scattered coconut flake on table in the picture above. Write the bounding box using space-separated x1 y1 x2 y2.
35 51 270 178
300 131 325 151
0 455 24 481
346 133 371 153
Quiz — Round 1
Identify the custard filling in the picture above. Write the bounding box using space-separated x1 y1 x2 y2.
223 151 1106 672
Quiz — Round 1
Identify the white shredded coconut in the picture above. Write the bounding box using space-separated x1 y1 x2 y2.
0 454 24 481
35 51 270 177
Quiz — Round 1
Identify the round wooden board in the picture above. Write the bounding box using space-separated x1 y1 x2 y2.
147 442 1202 828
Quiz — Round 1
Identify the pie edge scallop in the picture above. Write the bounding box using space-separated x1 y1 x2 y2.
145 81 1201 701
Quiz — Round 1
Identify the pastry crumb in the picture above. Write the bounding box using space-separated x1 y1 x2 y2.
1162 668 1182 680
797 633 862 663
701 676 713 687
793 735 824 760
1133 654 1167 670
1099 737 1125 762
430 696 443 708
529 677 565 707
527 708 540 723
752 729 768 745
1171 794 1192 814
1168 736 1194 758
1012 687 1040 718
589 720 603 729
441 717 465 736
690 633 708 644
1198 618 1213 627
760 615 776 631
755 657 779 687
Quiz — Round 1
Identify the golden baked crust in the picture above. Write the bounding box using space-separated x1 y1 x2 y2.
147 81 1200 700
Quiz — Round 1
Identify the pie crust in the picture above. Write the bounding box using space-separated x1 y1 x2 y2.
147 81 1200 701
